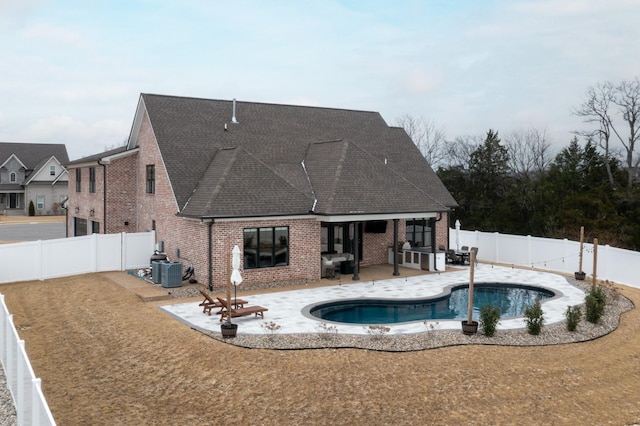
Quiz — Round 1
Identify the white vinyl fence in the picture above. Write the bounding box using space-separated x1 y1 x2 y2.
451 229 640 289
0 231 155 284
1 295 56 425
0 231 155 424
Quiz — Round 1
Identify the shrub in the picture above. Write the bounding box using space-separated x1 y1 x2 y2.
261 321 282 338
365 325 390 340
585 286 607 324
316 322 338 340
479 304 500 337
423 321 440 346
524 300 544 335
565 305 581 331
28 200 35 216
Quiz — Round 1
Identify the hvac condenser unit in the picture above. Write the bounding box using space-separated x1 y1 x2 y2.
161 262 182 288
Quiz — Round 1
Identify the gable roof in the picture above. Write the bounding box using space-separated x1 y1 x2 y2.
0 142 69 171
128 93 457 219
24 155 68 185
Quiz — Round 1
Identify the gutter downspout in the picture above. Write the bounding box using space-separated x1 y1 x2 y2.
393 219 399 276
208 220 213 291
98 160 107 233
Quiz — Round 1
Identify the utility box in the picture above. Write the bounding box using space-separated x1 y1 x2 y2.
161 262 182 288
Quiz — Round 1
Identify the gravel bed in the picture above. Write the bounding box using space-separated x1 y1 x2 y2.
0 368 17 425
205 278 635 352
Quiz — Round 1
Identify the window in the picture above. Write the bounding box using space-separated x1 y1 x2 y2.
146 165 155 194
243 226 289 269
89 167 96 193
76 169 81 192
406 218 431 247
10 172 16 183
36 196 44 210
50 165 56 176
74 217 87 236
91 221 100 234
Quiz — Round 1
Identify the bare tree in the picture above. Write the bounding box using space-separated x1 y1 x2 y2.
503 127 553 179
573 81 618 188
612 78 640 190
444 135 482 169
574 77 640 191
396 114 448 169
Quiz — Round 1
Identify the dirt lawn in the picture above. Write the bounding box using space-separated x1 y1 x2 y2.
2 272 640 425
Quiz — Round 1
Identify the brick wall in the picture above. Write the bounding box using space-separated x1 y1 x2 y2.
361 220 406 265
106 154 138 234
209 218 320 290
66 165 104 235
435 212 450 249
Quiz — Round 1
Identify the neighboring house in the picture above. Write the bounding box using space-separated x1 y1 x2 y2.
65 93 457 289
0 142 69 216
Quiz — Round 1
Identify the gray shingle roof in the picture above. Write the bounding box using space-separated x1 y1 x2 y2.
0 142 69 170
66 145 129 166
137 93 457 218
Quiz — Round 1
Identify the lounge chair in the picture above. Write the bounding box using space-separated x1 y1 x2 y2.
216 297 268 322
198 290 247 316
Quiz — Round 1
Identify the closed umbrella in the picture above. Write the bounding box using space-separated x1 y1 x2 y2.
455 220 461 252
229 245 243 322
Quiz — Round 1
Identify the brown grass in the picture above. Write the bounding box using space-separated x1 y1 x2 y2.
2 272 640 425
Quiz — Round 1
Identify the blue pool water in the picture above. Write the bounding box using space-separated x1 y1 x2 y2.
309 283 554 325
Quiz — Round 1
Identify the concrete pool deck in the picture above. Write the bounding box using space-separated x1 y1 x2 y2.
160 264 586 336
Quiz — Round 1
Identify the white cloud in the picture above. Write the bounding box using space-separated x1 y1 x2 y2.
0 0 42 28
20 21 83 46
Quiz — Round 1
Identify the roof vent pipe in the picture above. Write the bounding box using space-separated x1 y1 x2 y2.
231 98 238 124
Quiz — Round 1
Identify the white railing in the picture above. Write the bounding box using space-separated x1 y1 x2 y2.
450 229 640 289
0 231 155 284
0 295 56 425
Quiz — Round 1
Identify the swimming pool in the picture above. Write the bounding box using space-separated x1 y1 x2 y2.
308 283 555 325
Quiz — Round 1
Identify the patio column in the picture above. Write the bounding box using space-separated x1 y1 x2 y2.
352 221 360 280
393 219 399 276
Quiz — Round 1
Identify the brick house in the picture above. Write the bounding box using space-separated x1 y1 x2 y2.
0 142 69 216
65 94 457 289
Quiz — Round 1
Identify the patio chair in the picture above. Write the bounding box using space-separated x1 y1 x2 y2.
216 297 268 322
470 247 479 266
198 290 247 316
445 249 462 265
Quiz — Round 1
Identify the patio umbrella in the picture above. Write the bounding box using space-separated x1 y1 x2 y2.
229 245 243 321
455 220 461 252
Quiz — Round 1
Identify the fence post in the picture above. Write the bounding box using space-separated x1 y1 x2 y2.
0 295 5 365
121 232 126 271
602 244 609 281
91 233 98 273
16 340 25 425
37 240 43 281
32 378 42 425
5 315 14 398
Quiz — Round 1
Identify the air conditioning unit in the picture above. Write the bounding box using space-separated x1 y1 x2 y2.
151 261 164 284
161 262 182 288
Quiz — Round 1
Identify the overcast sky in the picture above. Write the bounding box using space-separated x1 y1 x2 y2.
1 0 638 161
